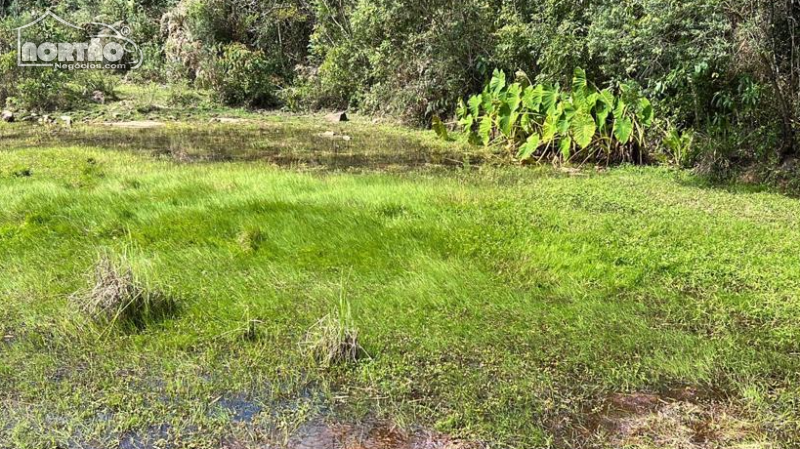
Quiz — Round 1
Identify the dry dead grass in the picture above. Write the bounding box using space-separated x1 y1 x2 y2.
73 254 175 328
591 393 776 449
302 297 365 367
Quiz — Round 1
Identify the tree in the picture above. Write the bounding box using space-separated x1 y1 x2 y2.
731 0 799 160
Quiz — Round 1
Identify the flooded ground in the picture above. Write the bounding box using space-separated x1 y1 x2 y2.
0 121 479 170
286 421 479 449
1 116 788 448
118 418 479 449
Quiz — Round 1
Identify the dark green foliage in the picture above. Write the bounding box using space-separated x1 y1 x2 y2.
301 0 502 123
729 0 799 161
0 0 797 171
197 43 278 107
301 0 796 168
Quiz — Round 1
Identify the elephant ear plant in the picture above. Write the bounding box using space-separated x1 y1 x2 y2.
449 68 655 165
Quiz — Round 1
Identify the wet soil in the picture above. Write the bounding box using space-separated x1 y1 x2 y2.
0 122 478 170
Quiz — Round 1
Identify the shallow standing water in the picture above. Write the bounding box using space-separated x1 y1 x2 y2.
0 122 476 170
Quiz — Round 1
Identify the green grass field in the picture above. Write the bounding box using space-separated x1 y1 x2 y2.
1 118 799 448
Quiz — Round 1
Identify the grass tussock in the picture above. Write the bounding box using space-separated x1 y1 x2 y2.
237 227 265 253
303 296 365 367
74 253 176 329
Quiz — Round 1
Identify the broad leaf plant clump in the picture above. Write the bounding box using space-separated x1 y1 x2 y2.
451 68 655 164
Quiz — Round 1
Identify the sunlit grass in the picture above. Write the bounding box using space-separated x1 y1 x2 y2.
0 131 798 447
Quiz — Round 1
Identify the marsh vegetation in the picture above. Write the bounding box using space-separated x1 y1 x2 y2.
1 1 799 447
1 110 799 447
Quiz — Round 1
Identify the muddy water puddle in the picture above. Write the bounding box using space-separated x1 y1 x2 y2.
288 421 478 449
0 122 476 170
217 396 263 423
115 418 477 449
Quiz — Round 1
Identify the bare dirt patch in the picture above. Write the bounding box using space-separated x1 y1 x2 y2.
101 120 166 129
209 117 251 124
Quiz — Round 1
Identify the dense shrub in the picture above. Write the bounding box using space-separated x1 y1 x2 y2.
0 52 17 108
196 43 278 107
301 1 728 124
0 11 85 111
727 0 799 161
301 0 501 123
160 0 311 82
1 59 119 112
0 0 796 171
302 0 796 166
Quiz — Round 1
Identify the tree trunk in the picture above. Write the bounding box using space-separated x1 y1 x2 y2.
779 114 795 161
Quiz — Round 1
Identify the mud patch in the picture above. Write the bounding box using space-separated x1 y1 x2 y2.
290 420 481 449
0 123 477 170
588 392 772 448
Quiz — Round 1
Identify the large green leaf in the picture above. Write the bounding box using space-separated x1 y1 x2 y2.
595 89 615 130
481 91 494 113
456 99 467 119
559 137 572 159
572 67 588 92
557 113 571 136
506 83 522 113
556 102 570 135
458 114 474 130
598 89 615 108
517 133 541 161
479 115 494 146
613 98 627 120
542 114 558 143
614 116 633 143
572 67 589 101
490 69 506 94
542 86 559 114
571 111 596 149
582 92 599 112
520 113 532 134
522 85 544 112
562 101 577 120
637 97 654 126
468 95 481 118
498 104 515 138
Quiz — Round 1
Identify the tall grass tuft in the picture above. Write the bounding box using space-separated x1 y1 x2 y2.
74 253 176 329
303 293 365 367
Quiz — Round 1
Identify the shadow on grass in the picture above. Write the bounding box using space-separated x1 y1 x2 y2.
671 162 800 199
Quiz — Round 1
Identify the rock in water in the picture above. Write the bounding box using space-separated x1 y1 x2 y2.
325 111 348 123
